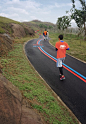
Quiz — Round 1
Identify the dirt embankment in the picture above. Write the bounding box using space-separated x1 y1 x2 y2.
10 23 35 38
0 33 14 73
0 23 35 71
0 33 14 57
0 25 44 124
0 23 35 56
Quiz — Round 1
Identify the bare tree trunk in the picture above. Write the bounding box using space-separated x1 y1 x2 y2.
84 21 86 40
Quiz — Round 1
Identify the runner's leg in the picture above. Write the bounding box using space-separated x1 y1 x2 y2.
59 67 63 75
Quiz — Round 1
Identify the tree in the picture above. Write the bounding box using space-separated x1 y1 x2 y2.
48 25 53 30
39 24 44 28
39 24 48 30
44 25 47 29
71 0 86 39
56 17 62 30
71 9 83 29
56 16 71 31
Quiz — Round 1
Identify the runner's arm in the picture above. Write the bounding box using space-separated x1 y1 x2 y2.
66 48 69 50
55 48 58 51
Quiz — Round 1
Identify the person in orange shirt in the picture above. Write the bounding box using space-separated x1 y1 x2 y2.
55 35 69 80
43 29 47 40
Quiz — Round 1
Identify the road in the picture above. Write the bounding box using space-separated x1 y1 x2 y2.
25 35 86 124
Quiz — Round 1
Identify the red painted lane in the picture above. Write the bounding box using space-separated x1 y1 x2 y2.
63 65 86 83
38 47 56 62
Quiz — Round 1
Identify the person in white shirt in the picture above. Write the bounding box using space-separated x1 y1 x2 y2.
47 31 49 39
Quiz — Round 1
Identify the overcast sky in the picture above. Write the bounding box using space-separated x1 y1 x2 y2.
0 0 82 27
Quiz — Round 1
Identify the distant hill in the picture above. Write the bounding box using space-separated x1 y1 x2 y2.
22 19 56 31
31 19 55 26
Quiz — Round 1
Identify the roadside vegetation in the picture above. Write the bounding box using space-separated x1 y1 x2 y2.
49 32 86 62
0 16 20 34
0 34 79 124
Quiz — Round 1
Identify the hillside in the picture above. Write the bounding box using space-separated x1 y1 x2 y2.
0 17 43 124
0 16 35 37
0 16 35 57
23 19 56 31
0 17 57 58
30 20 55 27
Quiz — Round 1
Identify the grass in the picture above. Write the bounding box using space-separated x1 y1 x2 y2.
49 32 86 62
0 34 79 124
0 16 20 34
0 16 20 24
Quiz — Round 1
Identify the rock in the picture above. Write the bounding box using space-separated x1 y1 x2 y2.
0 73 22 124
0 34 14 56
10 23 35 38
21 105 43 124
11 23 26 38
24 26 35 36
0 74 43 124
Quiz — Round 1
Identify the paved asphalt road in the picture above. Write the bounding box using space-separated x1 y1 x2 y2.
25 35 86 124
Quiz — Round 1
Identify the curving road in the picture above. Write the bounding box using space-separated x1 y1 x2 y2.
25 35 86 124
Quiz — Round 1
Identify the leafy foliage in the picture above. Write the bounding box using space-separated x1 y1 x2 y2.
71 9 84 28
56 16 71 31
71 0 86 38
39 23 53 30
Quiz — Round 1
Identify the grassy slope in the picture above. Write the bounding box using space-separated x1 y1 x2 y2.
49 32 86 62
0 16 20 34
0 16 20 24
23 20 56 33
0 34 79 124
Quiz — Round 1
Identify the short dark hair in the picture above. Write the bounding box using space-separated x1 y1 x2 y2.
58 35 63 40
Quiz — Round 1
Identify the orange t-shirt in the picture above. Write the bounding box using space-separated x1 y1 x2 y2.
55 41 69 58
44 31 47 35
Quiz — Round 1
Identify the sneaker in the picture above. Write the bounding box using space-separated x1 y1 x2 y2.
60 75 65 80
62 75 65 80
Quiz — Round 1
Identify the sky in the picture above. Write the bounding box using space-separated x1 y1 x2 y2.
0 0 83 27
